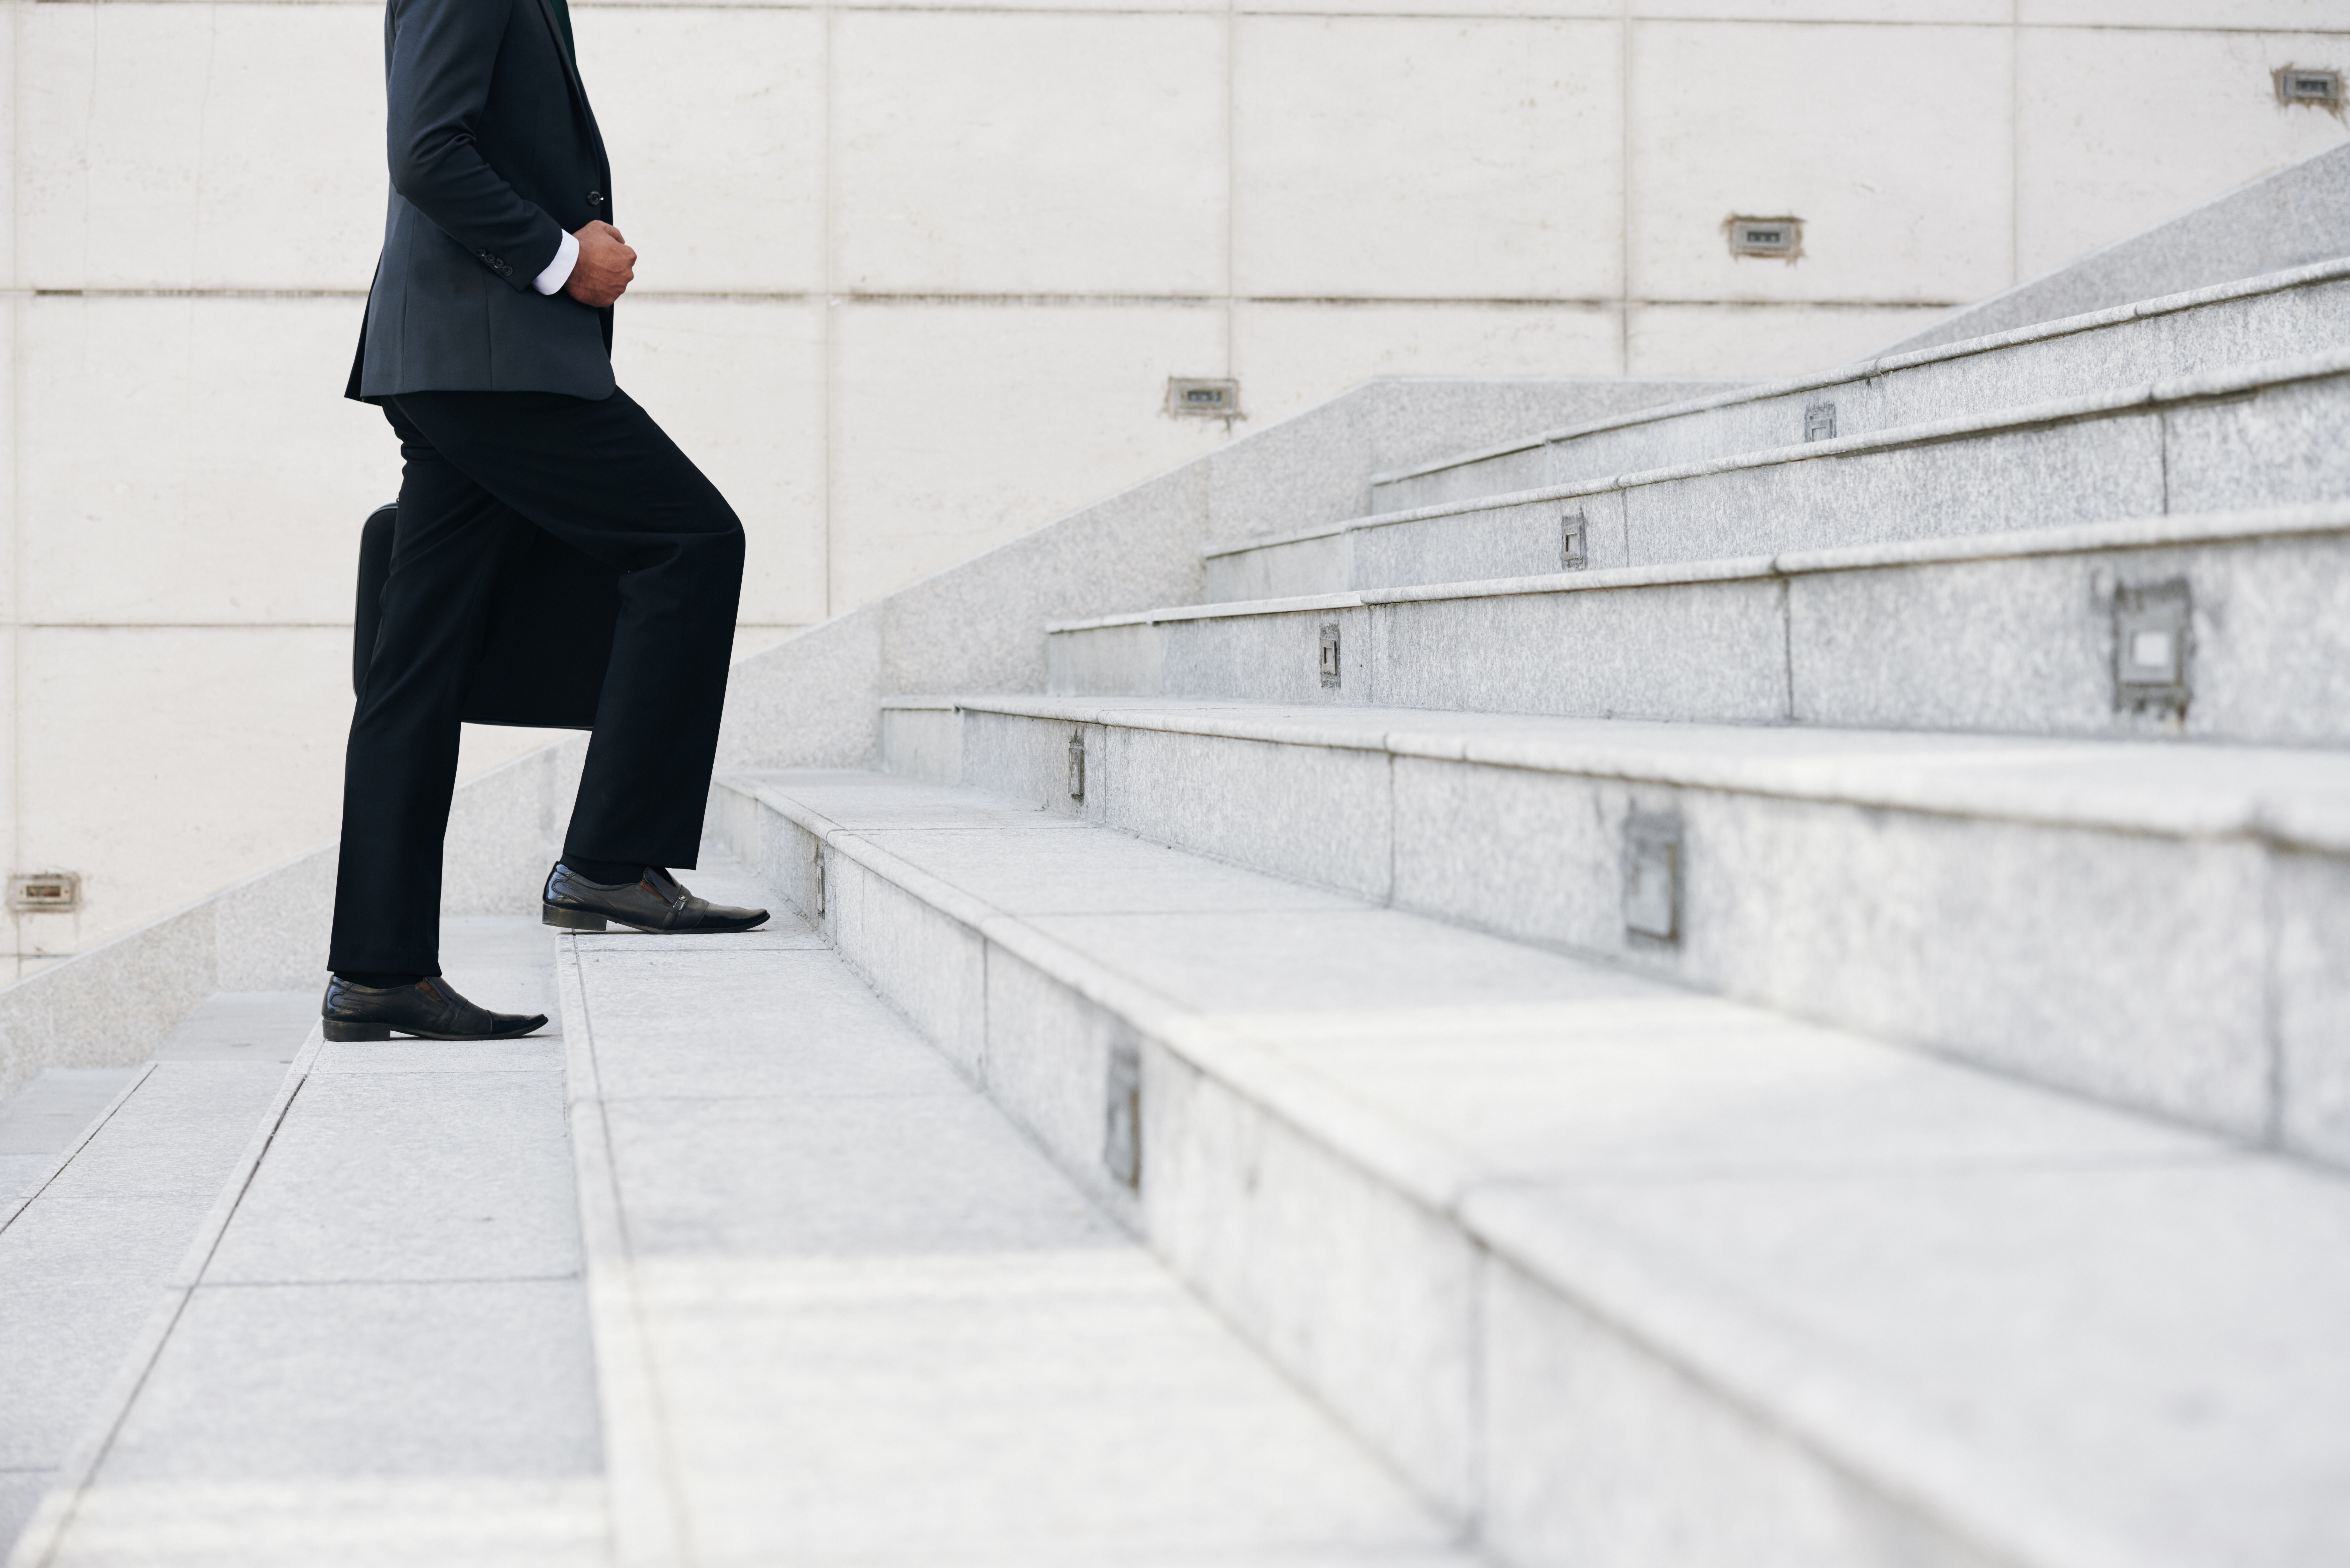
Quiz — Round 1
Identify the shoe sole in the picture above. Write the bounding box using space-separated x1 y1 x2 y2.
322 1019 547 1043
541 904 768 935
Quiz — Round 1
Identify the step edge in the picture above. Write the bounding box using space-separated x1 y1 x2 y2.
555 933 690 1568
1069 502 2350 633
0 1062 157 1236
856 706 2350 853
1209 345 2350 559
1365 253 2350 491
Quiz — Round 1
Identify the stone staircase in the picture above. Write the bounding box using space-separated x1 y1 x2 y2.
8 207 2350 1565
691 250 2350 1564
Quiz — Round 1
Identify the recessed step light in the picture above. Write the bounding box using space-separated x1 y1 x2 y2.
1103 1037 1141 1187
1165 378 1242 419
8 872 80 913
2113 578 2193 716
1622 815 1680 944
1725 215 1802 260
2275 65 2342 109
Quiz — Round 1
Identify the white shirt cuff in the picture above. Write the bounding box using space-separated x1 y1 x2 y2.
533 230 580 296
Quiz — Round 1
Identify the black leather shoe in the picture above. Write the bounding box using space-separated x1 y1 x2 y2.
321 976 548 1043
542 863 769 934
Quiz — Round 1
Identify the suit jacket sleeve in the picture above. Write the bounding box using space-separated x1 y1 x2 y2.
384 0 565 293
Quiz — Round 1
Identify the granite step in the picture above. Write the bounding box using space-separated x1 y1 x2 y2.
1061 504 2350 749
870 695 2350 1160
555 859 1469 1567
709 767 2350 1568
0 993 316 1562
7 920 599 1568
1369 256 2350 514
1202 346 2350 603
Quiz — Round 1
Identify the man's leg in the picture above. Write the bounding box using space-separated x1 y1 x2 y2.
328 406 536 977
382 389 747 873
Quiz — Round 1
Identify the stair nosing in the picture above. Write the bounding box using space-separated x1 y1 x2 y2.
1208 344 2350 561
1363 253 2350 491
1065 501 2350 633
862 701 2350 853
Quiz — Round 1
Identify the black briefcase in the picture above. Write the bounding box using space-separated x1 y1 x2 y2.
353 502 621 729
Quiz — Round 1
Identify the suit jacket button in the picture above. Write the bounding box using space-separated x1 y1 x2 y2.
588 191 603 206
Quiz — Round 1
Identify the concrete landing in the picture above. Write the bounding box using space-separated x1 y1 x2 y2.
561 856 1467 1567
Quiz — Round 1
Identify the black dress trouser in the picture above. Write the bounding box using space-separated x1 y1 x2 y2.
328 388 745 976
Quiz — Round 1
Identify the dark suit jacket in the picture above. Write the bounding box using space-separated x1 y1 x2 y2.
346 0 617 401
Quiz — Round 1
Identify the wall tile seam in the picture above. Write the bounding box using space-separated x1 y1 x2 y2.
1373 257 2350 485
871 710 2350 854
6 286 1969 309
29 0 2346 33
1215 353 2350 550
14 288 369 298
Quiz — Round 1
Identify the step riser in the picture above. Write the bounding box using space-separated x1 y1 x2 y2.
880 707 2350 1158
1373 269 2350 515
1077 529 2350 748
709 778 2048 1568
1217 369 2350 600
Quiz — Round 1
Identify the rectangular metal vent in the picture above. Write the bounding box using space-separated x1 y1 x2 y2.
1622 815 1680 943
1103 1037 1141 1187
1561 513 1589 571
1067 730 1086 800
2114 579 2193 715
2276 65 2343 108
8 872 80 914
1726 216 1802 259
1804 403 1837 442
1166 377 1242 419
1319 623 1342 690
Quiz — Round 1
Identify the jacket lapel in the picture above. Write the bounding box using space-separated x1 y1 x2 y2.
528 0 588 110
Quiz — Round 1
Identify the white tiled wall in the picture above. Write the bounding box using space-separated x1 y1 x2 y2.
2015 27 2350 278
833 10 1228 296
1232 16 1624 300
2 0 2346 959
828 300 1230 604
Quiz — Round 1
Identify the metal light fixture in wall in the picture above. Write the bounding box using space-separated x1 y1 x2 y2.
8 872 81 914
2113 579 2194 716
1725 215 1803 261
1561 512 1590 571
1103 1037 1142 1187
1165 378 1243 421
1804 403 1838 442
1622 814 1681 944
1319 624 1342 690
1068 730 1087 801
2275 65 2343 113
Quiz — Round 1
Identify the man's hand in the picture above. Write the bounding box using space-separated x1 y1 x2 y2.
565 221 635 307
